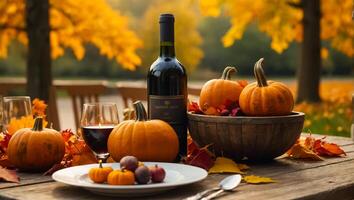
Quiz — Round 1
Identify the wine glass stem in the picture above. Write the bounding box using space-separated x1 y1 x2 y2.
96 154 109 163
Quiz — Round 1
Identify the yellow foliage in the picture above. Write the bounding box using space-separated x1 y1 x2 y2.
200 0 353 57
0 0 142 70
243 175 276 184
139 0 203 71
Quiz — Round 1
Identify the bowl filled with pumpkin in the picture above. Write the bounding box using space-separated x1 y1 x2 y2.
188 58 305 161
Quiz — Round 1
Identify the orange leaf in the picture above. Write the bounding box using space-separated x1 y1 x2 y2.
314 141 346 157
287 143 323 161
0 166 19 183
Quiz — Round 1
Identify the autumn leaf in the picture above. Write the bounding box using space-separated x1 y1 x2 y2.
208 157 248 174
0 166 19 183
60 129 96 166
188 101 203 114
314 140 346 157
183 138 215 170
0 131 12 153
32 98 47 117
286 143 323 161
243 175 276 184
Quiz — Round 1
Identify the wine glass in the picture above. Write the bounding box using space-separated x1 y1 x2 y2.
2 96 32 130
80 103 119 162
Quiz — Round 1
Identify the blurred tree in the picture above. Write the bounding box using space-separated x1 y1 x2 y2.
0 0 142 103
139 0 203 72
200 0 353 102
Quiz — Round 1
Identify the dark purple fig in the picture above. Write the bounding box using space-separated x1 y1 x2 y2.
120 156 139 172
149 165 166 183
134 166 151 184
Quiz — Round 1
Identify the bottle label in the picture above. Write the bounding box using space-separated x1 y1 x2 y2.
148 95 186 124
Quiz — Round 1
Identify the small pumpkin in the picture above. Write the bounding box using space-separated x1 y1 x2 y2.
88 160 113 183
7 117 65 171
108 101 179 162
199 66 244 115
239 58 294 116
107 169 135 185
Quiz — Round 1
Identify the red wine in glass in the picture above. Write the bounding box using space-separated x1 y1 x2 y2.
81 125 114 155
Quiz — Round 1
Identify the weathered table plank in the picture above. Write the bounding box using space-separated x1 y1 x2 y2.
0 134 353 200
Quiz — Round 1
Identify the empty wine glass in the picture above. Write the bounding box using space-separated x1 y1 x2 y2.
80 103 119 162
2 96 32 130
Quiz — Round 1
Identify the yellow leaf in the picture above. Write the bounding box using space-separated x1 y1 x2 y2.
243 175 276 184
208 157 246 174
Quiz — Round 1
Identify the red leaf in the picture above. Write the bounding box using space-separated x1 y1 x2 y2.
0 166 19 183
184 138 215 170
188 101 203 114
0 131 12 153
314 140 346 157
184 148 214 170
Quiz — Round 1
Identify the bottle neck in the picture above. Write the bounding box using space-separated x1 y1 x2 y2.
160 42 175 57
159 19 175 57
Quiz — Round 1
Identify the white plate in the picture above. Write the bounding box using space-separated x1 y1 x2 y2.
52 162 208 197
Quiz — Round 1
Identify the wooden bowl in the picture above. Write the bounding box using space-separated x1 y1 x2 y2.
188 112 305 161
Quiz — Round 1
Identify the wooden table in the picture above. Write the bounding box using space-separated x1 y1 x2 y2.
1 134 354 200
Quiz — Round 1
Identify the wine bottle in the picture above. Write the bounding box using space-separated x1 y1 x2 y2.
147 14 187 159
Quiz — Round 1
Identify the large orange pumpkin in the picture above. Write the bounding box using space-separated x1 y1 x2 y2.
199 66 244 115
239 58 294 116
7 117 65 171
108 101 179 162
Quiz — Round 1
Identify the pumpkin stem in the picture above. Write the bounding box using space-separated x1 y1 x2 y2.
254 58 268 87
99 160 103 168
32 117 43 131
221 66 237 80
133 101 147 121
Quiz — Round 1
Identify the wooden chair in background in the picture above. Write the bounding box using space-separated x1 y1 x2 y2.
55 80 108 130
116 83 147 108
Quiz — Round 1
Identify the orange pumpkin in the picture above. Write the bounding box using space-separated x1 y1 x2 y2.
239 58 294 116
108 101 179 162
7 117 65 171
88 160 113 183
199 66 244 115
107 169 135 185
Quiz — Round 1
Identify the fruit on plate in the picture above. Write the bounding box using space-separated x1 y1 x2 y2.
120 156 139 172
239 58 294 116
7 117 65 171
108 101 179 162
88 160 113 183
107 169 135 185
135 166 151 184
199 66 244 115
149 164 166 183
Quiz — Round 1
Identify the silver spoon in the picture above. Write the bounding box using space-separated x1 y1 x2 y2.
184 174 242 200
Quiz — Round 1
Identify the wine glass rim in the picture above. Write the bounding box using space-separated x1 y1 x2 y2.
3 96 31 100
